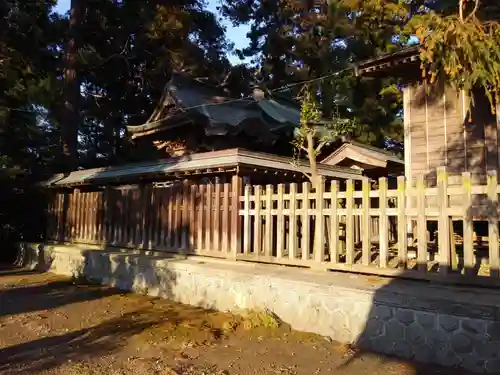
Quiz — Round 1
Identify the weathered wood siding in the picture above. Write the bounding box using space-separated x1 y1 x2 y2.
404 83 499 187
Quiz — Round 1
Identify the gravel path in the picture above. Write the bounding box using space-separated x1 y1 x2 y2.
0 268 474 375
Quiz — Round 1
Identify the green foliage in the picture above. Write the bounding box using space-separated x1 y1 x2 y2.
221 0 408 149
294 87 357 155
407 0 500 112
292 85 357 184
0 0 234 250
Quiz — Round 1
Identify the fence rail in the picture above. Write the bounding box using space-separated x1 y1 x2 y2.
46 167 500 286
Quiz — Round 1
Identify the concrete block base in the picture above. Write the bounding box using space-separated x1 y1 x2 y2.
17 242 500 373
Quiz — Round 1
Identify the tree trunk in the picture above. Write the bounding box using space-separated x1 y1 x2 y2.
61 0 84 172
306 132 321 189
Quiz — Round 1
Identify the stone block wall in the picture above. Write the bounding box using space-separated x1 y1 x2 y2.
18 242 500 373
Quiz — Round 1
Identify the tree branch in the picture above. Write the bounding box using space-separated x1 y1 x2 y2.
289 161 313 182
466 0 480 21
459 0 465 22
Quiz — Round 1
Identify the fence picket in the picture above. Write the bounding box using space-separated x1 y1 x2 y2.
462 172 474 276
197 185 204 251
166 187 173 248
222 183 230 252
314 179 325 263
362 178 371 266
56 193 63 241
174 187 182 249
288 183 297 260
379 177 388 268
276 184 284 259
149 187 157 249
253 186 262 255
69 191 76 241
114 190 121 245
230 175 242 258
345 180 354 265
488 171 499 277
214 183 221 251
302 182 310 261
416 175 427 272
160 189 168 248
124 190 132 246
397 176 407 268
265 185 273 257
190 185 197 251
181 184 189 250
243 185 251 254
134 189 142 246
82 192 89 242
205 184 212 251
76 192 82 241
437 167 450 275
329 181 339 264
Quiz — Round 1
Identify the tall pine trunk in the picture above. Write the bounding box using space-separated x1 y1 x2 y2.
61 0 84 172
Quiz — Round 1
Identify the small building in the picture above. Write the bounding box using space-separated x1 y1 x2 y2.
355 46 500 186
126 73 300 157
320 141 403 180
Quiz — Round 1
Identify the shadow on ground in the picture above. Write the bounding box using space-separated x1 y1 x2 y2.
0 306 214 375
337 267 498 375
0 276 120 318
0 270 228 375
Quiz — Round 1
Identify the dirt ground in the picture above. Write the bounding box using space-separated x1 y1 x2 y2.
0 268 474 375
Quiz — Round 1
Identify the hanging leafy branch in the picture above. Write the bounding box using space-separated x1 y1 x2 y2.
407 0 500 112
292 84 357 188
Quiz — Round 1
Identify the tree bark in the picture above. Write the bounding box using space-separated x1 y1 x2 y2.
61 0 84 172
306 132 321 189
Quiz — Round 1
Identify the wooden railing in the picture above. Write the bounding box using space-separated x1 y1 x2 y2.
238 168 500 285
45 168 500 285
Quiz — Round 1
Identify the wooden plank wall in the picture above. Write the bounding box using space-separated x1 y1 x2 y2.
46 178 242 258
405 83 499 210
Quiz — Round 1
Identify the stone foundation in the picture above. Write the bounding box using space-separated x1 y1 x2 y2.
17 242 500 373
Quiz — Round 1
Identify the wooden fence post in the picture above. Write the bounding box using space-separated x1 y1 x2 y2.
230 175 242 259
181 183 189 251
253 185 262 255
276 184 284 259
329 181 339 264
265 185 273 258
462 172 474 276
379 177 388 268
149 186 157 249
437 166 450 275
362 178 371 266
345 179 354 265
397 176 407 268
222 183 230 253
302 182 310 261
288 183 297 260
416 174 427 272
205 183 212 251
488 170 499 277
243 185 251 255
314 177 325 263
214 182 221 252
197 185 204 251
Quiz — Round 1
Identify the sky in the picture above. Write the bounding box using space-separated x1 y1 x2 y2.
54 0 250 65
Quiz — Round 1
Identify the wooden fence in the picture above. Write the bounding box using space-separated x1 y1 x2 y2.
46 168 500 286
46 176 242 258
